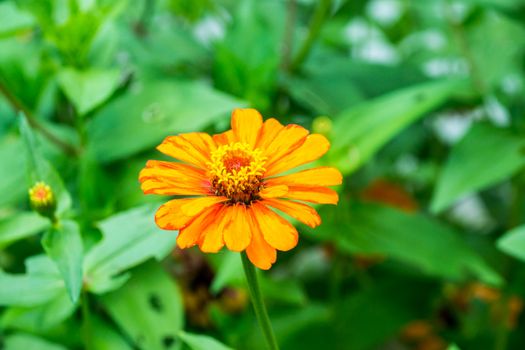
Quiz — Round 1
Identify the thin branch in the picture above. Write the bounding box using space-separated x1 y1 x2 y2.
281 0 297 72
290 0 332 73
0 79 80 157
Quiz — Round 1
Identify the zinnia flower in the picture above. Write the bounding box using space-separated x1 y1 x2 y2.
139 108 342 269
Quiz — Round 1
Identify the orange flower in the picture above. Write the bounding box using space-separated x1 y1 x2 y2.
139 108 342 269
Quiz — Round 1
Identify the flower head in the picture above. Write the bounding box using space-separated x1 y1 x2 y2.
139 108 342 269
28 181 56 218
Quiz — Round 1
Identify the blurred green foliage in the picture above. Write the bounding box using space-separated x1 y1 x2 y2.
1 0 525 349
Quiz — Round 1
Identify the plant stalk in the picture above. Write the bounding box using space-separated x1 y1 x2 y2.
290 0 332 72
241 252 279 350
81 289 94 350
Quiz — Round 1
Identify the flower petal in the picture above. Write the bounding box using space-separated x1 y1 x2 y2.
199 206 230 253
262 124 309 166
286 186 339 204
264 134 330 176
139 160 212 196
246 207 277 270
266 167 342 187
181 196 229 216
263 199 321 228
177 204 221 249
155 198 205 230
259 185 288 199
256 118 284 150
251 202 298 251
213 130 236 145
231 108 263 148
223 204 252 251
157 132 216 169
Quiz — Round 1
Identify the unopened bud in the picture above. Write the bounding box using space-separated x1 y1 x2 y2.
28 181 56 219
312 116 333 136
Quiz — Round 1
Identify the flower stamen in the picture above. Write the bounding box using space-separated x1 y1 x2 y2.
208 142 266 204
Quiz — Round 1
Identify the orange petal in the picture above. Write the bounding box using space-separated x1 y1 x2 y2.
251 202 298 251
213 130 236 145
264 134 330 176
181 196 229 216
223 204 252 251
139 160 211 196
231 108 263 148
266 167 342 187
262 124 309 166
199 205 230 253
157 132 216 169
155 198 204 230
263 199 321 228
177 204 221 249
286 186 339 204
259 185 288 199
246 207 277 269
256 118 284 150
140 179 210 196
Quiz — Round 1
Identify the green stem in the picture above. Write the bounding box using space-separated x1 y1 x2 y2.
290 0 332 72
241 252 279 350
281 0 297 72
81 289 93 350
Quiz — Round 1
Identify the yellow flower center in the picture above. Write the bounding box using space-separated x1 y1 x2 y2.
208 142 267 204
28 181 54 206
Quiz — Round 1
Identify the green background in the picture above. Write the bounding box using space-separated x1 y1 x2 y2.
1 0 525 349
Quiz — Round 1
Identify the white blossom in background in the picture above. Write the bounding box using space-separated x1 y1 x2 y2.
422 57 469 78
449 195 495 232
194 16 225 46
432 111 478 145
484 96 510 127
366 0 403 27
501 73 524 96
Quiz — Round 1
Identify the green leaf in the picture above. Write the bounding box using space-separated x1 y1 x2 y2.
1 289 76 332
260 278 307 306
467 10 525 88
0 211 50 249
178 331 233 350
57 67 121 115
314 202 502 286
210 251 244 294
242 304 331 349
213 0 284 109
90 315 134 350
99 262 184 350
286 56 426 115
210 252 306 305
330 277 435 350
329 79 467 174
42 220 84 304
87 80 243 162
0 266 63 307
497 225 525 262
431 123 525 212
0 137 27 206
84 203 177 293
0 2 34 37
3 333 67 350
19 115 72 215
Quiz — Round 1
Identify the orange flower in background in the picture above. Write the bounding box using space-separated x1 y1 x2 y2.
139 108 342 269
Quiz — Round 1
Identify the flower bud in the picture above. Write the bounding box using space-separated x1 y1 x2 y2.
312 115 333 136
28 181 56 219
